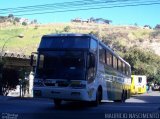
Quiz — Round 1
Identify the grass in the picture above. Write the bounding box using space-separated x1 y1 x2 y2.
0 23 159 55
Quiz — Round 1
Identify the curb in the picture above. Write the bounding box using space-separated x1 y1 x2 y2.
0 95 12 101
2 96 52 102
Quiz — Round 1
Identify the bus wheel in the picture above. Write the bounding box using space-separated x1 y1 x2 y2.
114 91 126 102
54 99 62 107
92 88 102 106
121 91 126 102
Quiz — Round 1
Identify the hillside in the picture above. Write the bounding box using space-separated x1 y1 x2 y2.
0 22 160 56
0 22 160 82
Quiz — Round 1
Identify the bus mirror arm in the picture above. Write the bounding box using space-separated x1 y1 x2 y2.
30 54 34 66
88 53 95 68
30 52 37 66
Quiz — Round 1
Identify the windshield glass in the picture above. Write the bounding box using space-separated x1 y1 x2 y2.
39 36 90 49
35 51 86 80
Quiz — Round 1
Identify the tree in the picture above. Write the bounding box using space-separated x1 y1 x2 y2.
155 24 160 29
144 25 152 29
8 14 14 18
33 19 37 24
0 61 3 95
134 23 138 26
31 19 38 24
14 17 20 22
64 26 71 32
2 68 19 96
22 21 27 26
89 31 99 37
123 47 160 82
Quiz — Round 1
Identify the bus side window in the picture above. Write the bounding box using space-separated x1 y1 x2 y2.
113 56 117 69
87 53 96 83
138 77 142 83
123 63 125 74
118 59 122 72
125 65 129 76
90 38 97 53
106 52 112 67
99 44 105 63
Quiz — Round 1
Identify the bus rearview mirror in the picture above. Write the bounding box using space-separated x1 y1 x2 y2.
30 54 34 66
88 53 95 68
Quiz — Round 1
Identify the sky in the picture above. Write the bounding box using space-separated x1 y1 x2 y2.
0 0 160 27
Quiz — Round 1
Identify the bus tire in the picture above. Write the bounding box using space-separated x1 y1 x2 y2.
121 90 126 102
54 99 62 107
114 91 125 102
92 88 102 106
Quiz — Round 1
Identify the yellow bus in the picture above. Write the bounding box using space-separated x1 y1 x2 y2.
131 75 147 95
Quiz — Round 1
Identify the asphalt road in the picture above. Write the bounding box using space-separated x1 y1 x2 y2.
0 91 160 119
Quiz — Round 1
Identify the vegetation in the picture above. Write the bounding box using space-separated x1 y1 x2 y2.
0 14 38 25
1 68 19 96
64 26 71 32
22 22 27 26
123 48 160 82
0 21 160 83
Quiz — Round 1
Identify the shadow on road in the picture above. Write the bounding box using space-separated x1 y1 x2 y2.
49 101 108 110
128 91 160 104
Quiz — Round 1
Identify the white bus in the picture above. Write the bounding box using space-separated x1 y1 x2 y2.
30 34 131 106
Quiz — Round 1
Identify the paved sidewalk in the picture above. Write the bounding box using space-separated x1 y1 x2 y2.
0 95 12 101
126 91 160 103
0 95 51 102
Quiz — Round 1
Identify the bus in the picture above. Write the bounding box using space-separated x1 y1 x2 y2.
131 75 147 94
30 34 131 106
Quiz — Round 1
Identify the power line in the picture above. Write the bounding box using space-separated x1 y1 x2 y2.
0 0 105 11
14 2 160 16
0 0 155 14
0 0 159 16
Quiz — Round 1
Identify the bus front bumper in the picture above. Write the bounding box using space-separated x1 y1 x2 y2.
33 86 92 101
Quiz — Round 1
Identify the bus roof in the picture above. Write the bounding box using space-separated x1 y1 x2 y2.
42 33 93 38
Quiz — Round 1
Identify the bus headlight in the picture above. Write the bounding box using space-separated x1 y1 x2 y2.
70 81 86 89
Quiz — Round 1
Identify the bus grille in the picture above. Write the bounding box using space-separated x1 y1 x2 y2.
44 81 69 87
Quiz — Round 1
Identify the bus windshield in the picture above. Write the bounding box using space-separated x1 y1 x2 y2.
35 51 86 80
39 36 90 49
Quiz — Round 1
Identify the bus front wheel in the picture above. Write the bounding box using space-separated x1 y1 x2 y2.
92 88 102 106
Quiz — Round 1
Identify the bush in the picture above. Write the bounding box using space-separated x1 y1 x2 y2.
64 26 71 32
34 25 39 30
138 38 144 42
155 24 160 29
22 22 27 26
123 47 160 82
2 68 19 96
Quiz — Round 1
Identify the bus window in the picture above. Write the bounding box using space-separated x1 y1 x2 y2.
99 44 105 63
118 59 122 72
138 77 142 83
121 61 123 72
39 55 44 69
35 54 44 78
123 63 125 74
125 65 130 76
87 53 96 83
113 56 117 69
90 39 97 52
106 52 112 66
